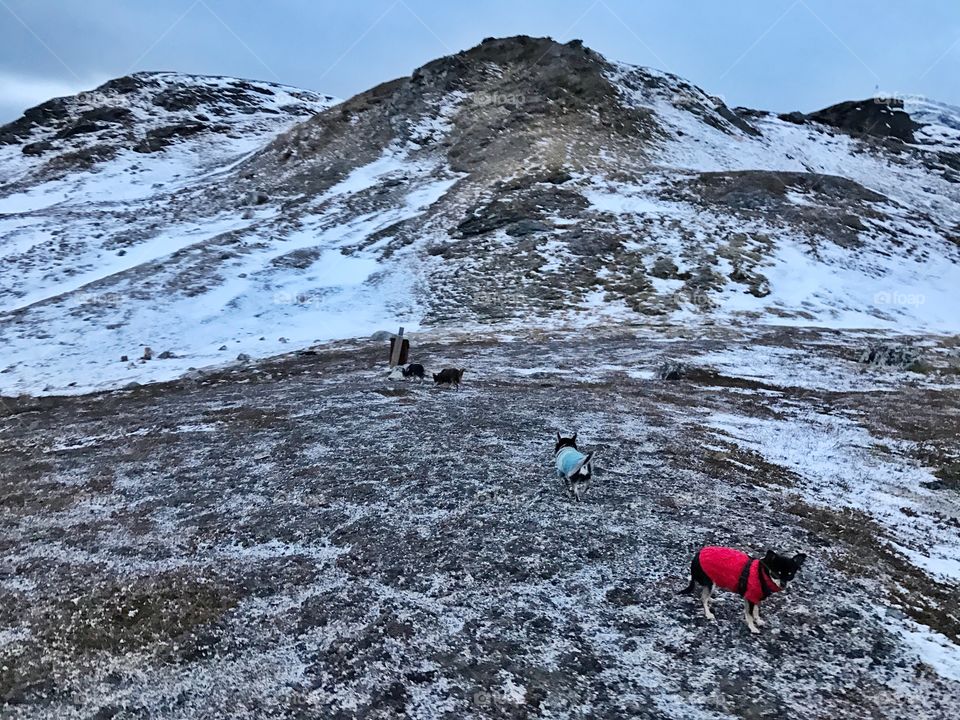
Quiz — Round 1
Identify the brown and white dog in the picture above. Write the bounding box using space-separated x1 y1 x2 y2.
679 546 806 633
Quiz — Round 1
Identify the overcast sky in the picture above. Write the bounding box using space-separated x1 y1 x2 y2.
2 0 959 123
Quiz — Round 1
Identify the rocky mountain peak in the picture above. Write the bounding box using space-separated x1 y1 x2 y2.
0 71 337 190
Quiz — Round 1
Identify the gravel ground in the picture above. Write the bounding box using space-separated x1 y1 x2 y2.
2 326 959 719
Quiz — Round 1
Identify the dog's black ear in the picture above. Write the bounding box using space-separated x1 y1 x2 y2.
572 432 578 442
764 549 777 562
793 552 807 566
556 431 561 442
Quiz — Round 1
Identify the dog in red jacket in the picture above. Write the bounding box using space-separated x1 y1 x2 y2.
679 546 806 633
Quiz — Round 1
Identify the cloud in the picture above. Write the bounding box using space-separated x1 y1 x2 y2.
0 69 105 122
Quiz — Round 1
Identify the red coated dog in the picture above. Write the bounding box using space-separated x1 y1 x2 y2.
679 546 806 633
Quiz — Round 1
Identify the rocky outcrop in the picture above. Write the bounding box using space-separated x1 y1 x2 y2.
0 72 336 187
807 98 920 143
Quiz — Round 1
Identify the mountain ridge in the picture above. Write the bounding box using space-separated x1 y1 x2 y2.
0 35 958 395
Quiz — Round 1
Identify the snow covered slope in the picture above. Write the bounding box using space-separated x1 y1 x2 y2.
0 71 336 197
1 37 959 394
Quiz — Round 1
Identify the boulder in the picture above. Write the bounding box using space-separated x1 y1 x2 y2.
657 361 686 381
806 98 919 143
858 343 920 368
246 190 270 205
505 219 551 237
650 256 679 279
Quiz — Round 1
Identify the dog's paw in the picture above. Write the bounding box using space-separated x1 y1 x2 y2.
755 617 766 626
748 624 761 635
704 611 716 621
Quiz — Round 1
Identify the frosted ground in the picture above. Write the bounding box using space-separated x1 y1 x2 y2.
2 326 959 718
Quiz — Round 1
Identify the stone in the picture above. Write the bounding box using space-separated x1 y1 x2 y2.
505 219 551 237
858 343 920 368
650 256 679 279
246 190 270 206
657 361 686 381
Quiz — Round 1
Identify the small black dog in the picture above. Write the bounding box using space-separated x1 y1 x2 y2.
402 363 425 382
433 368 465 389
554 432 594 501
679 546 807 633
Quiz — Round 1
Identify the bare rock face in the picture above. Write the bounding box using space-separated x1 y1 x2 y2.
0 72 336 187
657 361 686 380
859 343 921 368
807 98 920 143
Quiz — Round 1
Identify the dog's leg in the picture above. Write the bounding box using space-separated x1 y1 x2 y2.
752 604 765 626
700 586 715 620
744 600 760 634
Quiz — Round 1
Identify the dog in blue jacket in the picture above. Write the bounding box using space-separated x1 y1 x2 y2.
554 432 594 502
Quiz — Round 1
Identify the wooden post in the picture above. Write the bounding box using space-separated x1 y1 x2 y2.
389 326 405 367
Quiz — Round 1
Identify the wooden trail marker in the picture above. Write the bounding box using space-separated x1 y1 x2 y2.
388 326 409 366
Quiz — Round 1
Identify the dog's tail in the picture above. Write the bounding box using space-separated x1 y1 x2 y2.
677 549 703 594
